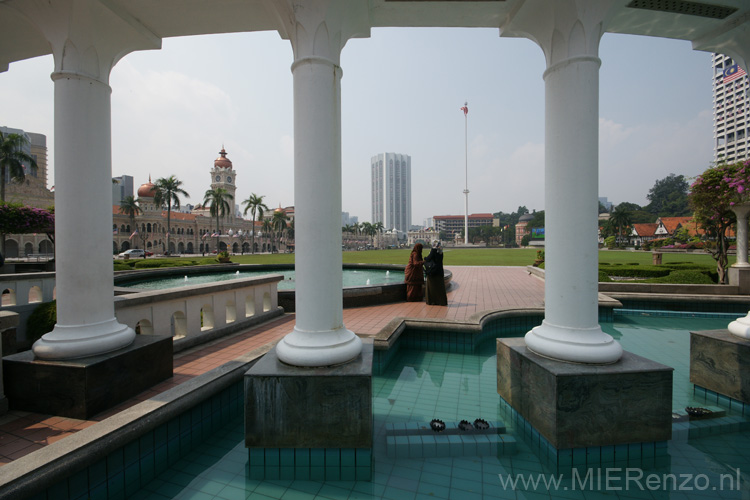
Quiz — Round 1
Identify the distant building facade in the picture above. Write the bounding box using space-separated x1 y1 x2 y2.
371 152 411 233
713 53 750 164
434 213 494 237
112 175 134 206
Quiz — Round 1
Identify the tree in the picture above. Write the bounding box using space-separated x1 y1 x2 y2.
0 131 37 203
272 210 288 252
690 161 749 284
262 219 273 252
610 204 633 246
203 188 233 251
118 196 141 245
153 175 189 254
242 193 269 254
1 131 38 256
646 173 690 216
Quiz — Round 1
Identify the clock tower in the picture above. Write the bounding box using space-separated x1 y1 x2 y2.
210 147 237 224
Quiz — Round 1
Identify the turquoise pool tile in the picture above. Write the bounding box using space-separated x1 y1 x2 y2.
280 448 294 467
355 448 371 467
309 466 325 481
68 469 88 500
249 466 264 480
89 483 108 500
249 448 264 465
264 466 280 480
264 448 280 467
107 448 124 477
280 466 295 480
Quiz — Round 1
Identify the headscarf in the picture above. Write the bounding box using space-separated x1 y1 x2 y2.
412 243 423 259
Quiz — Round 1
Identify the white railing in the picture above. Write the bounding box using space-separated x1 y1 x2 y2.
114 274 283 341
0 272 56 307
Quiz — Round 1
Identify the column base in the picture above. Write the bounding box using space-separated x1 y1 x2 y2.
525 319 623 364
276 325 362 367
32 318 135 360
728 315 750 339
690 330 750 404
245 343 372 480
497 338 673 449
728 266 750 295
4 334 172 419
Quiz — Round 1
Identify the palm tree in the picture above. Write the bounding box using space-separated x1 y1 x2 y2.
262 219 273 252
272 210 289 252
242 193 269 254
610 204 633 247
203 188 233 251
119 196 141 247
0 130 37 203
373 221 384 248
153 175 189 254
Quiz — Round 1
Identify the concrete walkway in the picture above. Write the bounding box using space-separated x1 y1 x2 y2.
0 266 544 465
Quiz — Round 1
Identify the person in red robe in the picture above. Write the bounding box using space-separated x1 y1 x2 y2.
405 243 424 301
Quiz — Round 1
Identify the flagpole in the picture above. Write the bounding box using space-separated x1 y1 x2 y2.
463 101 469 245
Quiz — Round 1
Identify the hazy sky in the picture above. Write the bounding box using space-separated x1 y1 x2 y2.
0 28 713 226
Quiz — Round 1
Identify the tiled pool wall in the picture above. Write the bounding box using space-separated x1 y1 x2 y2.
616 308 744 319
498 396 671 475
694 385 750 416
30 381 245 500
619 299 750 314
373 307 619 375
247 447 371 481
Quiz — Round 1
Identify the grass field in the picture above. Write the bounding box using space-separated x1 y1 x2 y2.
158 248 728 268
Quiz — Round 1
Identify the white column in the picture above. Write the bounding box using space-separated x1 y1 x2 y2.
732 203 750 268
9 0 160 359
271 0 369 367
501 0 622 364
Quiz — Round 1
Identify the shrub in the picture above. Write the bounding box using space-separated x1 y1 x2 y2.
598 271 612 282
599 264 671 278
604 236 616 248
26 300 56 344
647 270 715 284
114 263 132 271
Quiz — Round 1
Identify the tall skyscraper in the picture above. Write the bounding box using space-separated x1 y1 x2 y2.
371 152 411 232
713 54 749 164
112 175 134 205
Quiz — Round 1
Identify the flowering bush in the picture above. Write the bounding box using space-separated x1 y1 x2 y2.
0 202 54 234
689 160 750 283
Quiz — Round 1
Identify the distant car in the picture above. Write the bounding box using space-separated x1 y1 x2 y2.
145 251 154 257
117 249 145 259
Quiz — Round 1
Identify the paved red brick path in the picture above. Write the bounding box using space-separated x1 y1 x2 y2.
0 266 544 465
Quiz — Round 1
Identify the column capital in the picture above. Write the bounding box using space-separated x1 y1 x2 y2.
7 0 160 84
268 0 370 66
693 12 750 73
500 0 615 68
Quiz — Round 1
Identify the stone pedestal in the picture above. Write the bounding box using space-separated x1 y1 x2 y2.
690 330 750 404
3 335 172 419
497 338 672 449
728 266 750 295
245 343 372 480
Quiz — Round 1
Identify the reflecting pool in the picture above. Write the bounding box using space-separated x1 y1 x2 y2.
119 268 405 291
128 312 750 499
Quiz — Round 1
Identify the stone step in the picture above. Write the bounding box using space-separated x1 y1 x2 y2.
386 432 517 458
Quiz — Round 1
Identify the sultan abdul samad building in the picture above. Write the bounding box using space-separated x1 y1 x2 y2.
112 147 291 255
4 139 289 257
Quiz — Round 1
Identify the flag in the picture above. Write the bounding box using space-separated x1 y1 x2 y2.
461 105 468 115
113 228 118 234
129 230 138 240
202 232 207 240
724 64 747 84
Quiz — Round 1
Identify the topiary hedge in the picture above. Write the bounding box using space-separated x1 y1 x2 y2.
646 270 716 284
599 264 671 278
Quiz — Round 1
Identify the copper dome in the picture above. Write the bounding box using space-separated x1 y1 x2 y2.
137 177 156 198
214 147 233 169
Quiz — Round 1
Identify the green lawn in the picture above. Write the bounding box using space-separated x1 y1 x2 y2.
175 248 726 268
